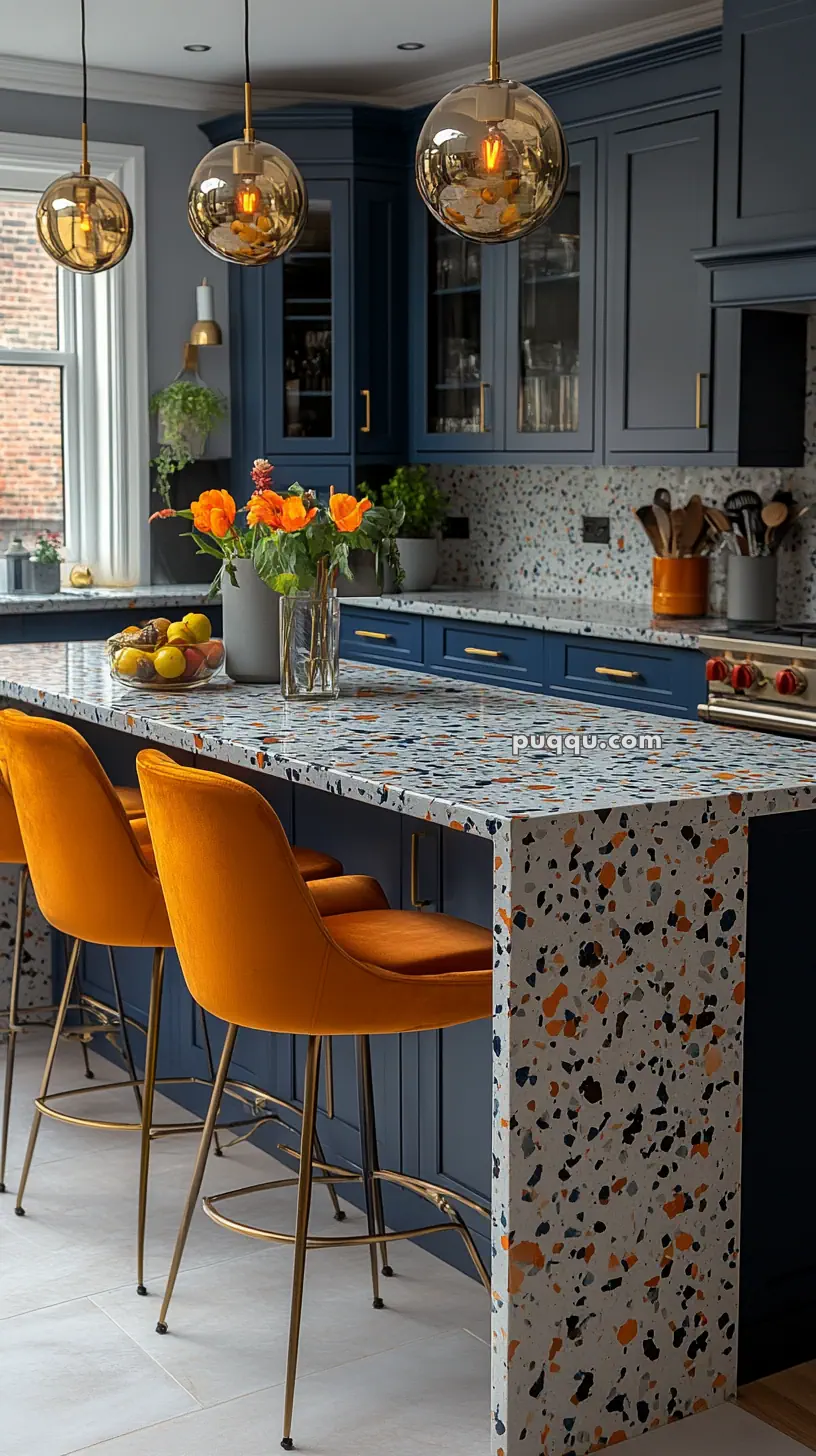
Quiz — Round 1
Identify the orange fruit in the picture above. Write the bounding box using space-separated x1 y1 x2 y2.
202 639 225 669
114 647 144 677
153 646 187 680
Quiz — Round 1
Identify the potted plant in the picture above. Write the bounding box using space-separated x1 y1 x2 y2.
149 378 228 509
365 466 447 592
150 460 402 689
26 532 62 594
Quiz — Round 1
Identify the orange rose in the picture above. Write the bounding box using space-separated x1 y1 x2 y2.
191 489 236 539
280 496 318 533
246 489 285 529
329 493 372 534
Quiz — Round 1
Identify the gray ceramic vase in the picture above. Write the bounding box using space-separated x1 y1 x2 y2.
25 559 60 594
221 557 280 683
395 537 438 592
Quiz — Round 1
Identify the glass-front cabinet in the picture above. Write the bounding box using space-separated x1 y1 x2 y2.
263 179 350 458
412 136 598 459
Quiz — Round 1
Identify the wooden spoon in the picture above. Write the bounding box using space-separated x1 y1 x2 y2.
704 506 731 534
654 486 672 515
762 500 788 530
652 503 673 557
681 495 705 555
670 508 687 558
632 505 665 556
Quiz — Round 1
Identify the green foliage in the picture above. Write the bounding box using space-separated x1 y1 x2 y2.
149 380 228 507
252 493 405 595
363 466 447 540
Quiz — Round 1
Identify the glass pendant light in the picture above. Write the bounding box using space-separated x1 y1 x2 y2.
36 0 133 273
188 0 306 266
415 0 568 244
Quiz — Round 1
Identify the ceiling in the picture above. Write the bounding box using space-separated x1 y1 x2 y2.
0 0 722 107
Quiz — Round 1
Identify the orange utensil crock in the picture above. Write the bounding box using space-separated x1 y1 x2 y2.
652 556 709 618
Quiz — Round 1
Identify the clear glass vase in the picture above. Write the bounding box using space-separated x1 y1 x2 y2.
280 588 340 700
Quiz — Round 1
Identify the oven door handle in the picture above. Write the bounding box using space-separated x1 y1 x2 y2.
699 699 816 738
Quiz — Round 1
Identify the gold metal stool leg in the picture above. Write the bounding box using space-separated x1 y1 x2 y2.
156 1023 237 1335
358 1034 392 1280
356 1035 385 1307
136 948 165 1296
0 865 28 1193
281 1034 321 1452
15 936 80 1215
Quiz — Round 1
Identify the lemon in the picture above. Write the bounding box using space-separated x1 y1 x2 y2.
166 621 195 645
182 612 212 644
115 647 144 677
154 646 187 680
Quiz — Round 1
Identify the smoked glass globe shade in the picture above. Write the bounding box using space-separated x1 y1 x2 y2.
188 138 307 265
36 172 133 273
415 79 568 243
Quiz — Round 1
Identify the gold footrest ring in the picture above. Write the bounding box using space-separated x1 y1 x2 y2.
34 1074 305 1138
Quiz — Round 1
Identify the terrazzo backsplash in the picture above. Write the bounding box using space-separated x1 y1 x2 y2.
435 323 816 618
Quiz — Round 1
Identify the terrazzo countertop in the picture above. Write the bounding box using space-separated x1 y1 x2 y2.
341 589 726 649
0 584 215 615
0 641 812 834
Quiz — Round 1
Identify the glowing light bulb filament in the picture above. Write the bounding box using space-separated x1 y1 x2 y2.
78 209 92 234
483 134 503 174
236 181 260 215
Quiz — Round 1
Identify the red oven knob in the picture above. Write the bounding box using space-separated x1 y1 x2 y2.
731 662 756 691
705 657 729 683
775 667 806 697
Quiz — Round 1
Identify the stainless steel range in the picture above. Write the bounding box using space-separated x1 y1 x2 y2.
699 626 816 737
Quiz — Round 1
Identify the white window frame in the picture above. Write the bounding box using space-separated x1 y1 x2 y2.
0 131 148 585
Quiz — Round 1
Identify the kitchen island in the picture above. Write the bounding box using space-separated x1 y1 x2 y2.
2 641 816 1455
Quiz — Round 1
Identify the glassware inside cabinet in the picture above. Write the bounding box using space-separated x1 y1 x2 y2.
517 164 581 435
427 221 483 434
283 200 333 439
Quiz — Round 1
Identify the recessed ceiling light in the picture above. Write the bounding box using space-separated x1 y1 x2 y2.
397 41 425 51
184 43 211 52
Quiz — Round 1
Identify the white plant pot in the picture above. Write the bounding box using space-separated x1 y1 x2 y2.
395 537 438 593
220 558 280 683
158 412 208 460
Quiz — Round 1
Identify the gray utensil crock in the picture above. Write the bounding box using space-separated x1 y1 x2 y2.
727 554 778 625
221 557 280 683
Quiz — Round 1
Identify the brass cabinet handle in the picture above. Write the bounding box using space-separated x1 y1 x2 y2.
411 831 431 911
354 629 392 641
479 382 490 432
595 666 641 680
360 388 371 433
695 372 709 430
464 646 504 659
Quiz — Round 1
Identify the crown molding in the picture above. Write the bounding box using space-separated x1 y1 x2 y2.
0 53 363 113
370 1 724 107
0 4 723 114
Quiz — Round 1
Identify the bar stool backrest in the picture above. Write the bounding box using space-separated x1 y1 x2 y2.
137 748 448 1038
1 710 168 948
0 741 26 864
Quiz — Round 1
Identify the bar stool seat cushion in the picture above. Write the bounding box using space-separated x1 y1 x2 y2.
113 785 146 821
324 909 492 977
292 846 343 882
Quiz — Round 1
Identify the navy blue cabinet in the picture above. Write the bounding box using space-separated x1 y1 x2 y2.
203 105 409 499
340 603 707 718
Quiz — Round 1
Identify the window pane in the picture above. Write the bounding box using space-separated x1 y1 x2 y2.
0 366 64 546
0 190 59 351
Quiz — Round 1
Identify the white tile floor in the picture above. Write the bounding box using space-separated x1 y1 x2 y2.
0 1030 810 1456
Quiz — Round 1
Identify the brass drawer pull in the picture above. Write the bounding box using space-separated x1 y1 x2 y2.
355 630 392 641
411 831 431 911
464 646 504 659
360 387 371 433
595 666 641 680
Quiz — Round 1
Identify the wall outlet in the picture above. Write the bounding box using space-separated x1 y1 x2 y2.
443 516 469 540
582 515 610 544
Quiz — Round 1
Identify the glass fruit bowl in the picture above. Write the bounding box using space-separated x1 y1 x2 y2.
106 614 225 691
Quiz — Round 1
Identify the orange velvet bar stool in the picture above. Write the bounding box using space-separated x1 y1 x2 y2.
137 749 493 1452
0 742 148 1195
0 711 388 1295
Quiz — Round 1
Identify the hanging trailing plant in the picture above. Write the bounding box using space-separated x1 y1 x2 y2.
149 380 228 508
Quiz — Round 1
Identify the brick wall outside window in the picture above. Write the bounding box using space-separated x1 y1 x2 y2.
0 191 64 547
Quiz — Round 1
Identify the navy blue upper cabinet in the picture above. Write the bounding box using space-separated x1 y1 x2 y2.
202 105 409 493
504 139 598 457
606 111 717 455
720 0 816 246
410 200 503 453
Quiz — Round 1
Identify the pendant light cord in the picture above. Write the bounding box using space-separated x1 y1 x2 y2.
243 0 254 140
489 0 500 81
80 0 89 172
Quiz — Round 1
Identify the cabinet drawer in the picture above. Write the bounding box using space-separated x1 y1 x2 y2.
340 608 423 667
545 633 705 717
425 619 544 688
